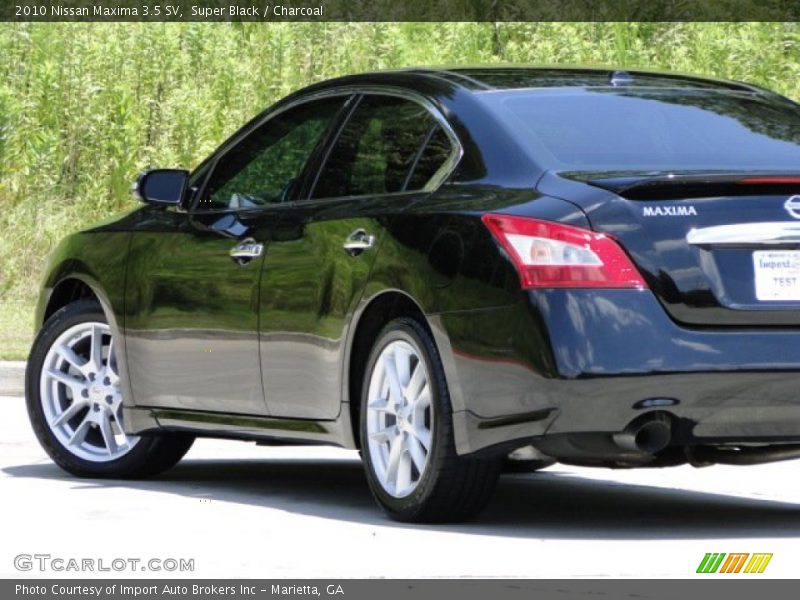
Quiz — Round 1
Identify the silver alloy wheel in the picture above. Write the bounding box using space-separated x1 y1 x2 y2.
39 321 139 462
366 339 433 498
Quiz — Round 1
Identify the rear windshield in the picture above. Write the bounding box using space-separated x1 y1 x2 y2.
489 89 800 171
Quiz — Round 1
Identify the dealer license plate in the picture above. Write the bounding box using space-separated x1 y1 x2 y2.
753 250 800 301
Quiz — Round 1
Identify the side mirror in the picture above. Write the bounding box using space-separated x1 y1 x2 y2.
132 169 189 206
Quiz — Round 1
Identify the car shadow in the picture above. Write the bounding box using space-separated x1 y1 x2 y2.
5 458 800 540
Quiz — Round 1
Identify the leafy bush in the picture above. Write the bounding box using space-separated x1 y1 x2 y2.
1 22 799 358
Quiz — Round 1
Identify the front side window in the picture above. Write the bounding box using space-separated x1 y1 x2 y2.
198 96 346 211
311 94 453 199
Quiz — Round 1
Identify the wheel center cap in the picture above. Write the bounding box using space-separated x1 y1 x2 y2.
89 385 105 401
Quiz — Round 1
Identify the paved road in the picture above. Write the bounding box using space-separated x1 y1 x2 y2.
0 361 25 397
2 379 800 577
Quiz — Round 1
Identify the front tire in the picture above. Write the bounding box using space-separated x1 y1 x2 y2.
26 299 194 479
360 317 500 523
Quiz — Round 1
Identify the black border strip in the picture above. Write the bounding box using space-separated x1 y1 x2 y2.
3 0 800 22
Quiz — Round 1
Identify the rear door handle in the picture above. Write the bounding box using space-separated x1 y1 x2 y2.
229 237 264 264
343 229 376 256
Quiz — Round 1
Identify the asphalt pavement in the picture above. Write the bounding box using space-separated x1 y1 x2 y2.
2 362 800 578
0 361 24 396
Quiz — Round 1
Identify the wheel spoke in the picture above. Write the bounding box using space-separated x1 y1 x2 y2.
384 434 404 488
407 434 427 473
112 419 125 436
406 362 427 404
366 338 434 498
67 418 92 447
107 338 119 381
98 414 118 455
379 377 394 413
396 450 412 493
111 402 128 438
52 400 88 428
382 355 404 406
412 419 432 451
89 324 104 370
56 344 88 373
393 345 411 386
369 426 395 443
415 387 432 411
47 369 85 394
368 395 395 415
41 320 140 463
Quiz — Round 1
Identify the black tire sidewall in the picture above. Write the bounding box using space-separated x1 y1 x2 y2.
26 299 162 478
359 318 452 519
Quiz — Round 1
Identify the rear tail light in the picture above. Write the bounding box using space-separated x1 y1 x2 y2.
481 214 647 289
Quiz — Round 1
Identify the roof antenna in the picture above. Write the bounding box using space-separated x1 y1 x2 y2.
610 70 635 86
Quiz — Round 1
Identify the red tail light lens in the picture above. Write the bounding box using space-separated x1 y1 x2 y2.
481 214 647 289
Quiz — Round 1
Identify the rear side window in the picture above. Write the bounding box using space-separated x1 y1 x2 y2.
405 127 453 191
492 89 800 171
311 95 452 199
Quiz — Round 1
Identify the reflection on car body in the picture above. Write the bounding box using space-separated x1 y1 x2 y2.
26 67 800 522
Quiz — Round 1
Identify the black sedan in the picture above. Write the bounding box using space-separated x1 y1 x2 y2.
26 67 800 522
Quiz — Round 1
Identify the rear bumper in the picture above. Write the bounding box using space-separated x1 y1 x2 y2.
437 290 800 455
453 368 800 457
535 289 800 377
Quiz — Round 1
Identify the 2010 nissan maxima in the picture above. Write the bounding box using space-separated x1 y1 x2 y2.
26 67 800 522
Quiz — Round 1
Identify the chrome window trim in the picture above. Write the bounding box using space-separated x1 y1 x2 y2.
189 91 355 213
190 85 463 213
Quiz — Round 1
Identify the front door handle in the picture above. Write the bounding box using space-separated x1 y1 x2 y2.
229 237 264 264
343 229 376 257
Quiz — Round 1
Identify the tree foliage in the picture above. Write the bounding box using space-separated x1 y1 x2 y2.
1 22 799 314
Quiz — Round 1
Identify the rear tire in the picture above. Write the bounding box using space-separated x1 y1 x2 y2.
26 299 194 479
360 317 500 523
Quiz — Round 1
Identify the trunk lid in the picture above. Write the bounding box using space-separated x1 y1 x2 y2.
541 170 800 326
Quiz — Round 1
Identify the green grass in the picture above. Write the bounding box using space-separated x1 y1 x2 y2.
2 22 800 360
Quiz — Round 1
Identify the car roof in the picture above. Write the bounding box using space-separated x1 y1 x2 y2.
300 65 768 96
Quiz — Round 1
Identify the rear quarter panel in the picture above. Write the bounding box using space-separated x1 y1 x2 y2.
353 184 591 452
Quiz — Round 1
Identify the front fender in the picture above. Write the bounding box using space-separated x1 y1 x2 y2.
35 230 134 406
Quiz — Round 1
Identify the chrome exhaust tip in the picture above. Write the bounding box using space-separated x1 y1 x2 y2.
614 413 672 454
